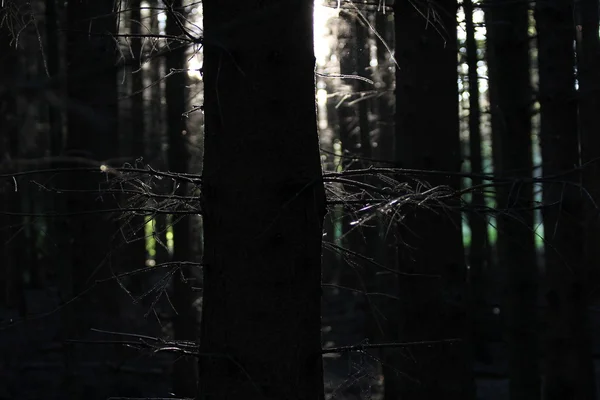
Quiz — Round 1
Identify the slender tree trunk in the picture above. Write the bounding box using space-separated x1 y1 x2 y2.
130 0 144 159
119 0 149 301
65 0 120 339
0 23 24 314
486 0 540 397
375 11 394 163
373 10 402 400
538 0 595 397
333 12 364 358
393 0 474 397
353 13 386 390
570 0 600 397
464 0 489 366
46 0 63 157
199 1 326 398
578 0 600 311
165 1 197 396
64 1 121 393
147 0 170 268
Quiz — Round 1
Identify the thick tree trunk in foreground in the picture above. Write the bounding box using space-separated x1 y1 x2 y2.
393 0 474 398
199 1 326 399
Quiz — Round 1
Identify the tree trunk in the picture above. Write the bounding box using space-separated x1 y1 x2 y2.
373 10 402 400
165 1 197 396
0 22 24 314
538 0 596 396
486 0 540 397
464 0 489 365
393 0 474 397
146 0 170 268
199 1 326 399
130 0 144 159
65 0 120 348
569 0 600 397
119 0 148 303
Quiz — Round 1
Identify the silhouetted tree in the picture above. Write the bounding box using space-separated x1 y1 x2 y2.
463 0 489 365
486 0 540 397
165 1 197 397
0 11 22 314
393 0 474 397
198 1 326 398
64 2 121 393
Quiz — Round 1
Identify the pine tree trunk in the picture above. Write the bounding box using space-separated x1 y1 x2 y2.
486 0 540 397
199 1 326 398
538 0 596 396
464 0 489 365
0 22 23 313
165 2 198 396
65 0 121 384
393 0 474 397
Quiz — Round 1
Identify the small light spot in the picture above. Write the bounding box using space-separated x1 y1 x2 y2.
492 307 500 315
316 89 328 105
146 259 156 267
182 130 187 136
100 165 108 172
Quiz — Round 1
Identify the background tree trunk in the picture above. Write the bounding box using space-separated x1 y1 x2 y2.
486 0 540 397
65 1 121 390
571 0 600 397
464 0 489 365
165 1 198 397
538 0 597 395
0 21 23 314
393 0 474 397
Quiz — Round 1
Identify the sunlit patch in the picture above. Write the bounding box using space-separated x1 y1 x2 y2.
314 1 339 67
316 88 328 106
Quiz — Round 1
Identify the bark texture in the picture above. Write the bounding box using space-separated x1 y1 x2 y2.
199 1 326 399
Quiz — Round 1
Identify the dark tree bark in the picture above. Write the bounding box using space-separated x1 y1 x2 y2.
486 0 540 398
393 0 474 398
130 0 145 158
373 10 402 400
118 0 148 310
165 1 197 397
566 0 600 397
45 0 63 157
146 0 170 268
64 2 121 394
355 14 372 161
578 0 600 318
353 12 386 388
0 20 23 313
198 1 326 399
464 0 489 365
538 0 596 396
65 0 120 330
337 11 359 169
375 11 394 162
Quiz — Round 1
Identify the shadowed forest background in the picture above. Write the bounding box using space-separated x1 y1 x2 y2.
1 0 600 399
